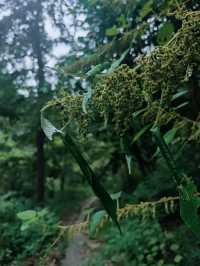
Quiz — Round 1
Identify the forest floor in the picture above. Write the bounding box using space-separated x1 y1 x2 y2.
61 198 101 266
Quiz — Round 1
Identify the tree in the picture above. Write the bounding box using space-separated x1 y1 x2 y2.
0 0 77 202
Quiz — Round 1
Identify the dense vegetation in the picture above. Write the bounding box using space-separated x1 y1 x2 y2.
1 0 200 265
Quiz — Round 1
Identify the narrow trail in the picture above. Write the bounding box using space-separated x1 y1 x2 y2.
61 198 101 266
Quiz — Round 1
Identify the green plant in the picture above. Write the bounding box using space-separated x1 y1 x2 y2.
0 195 60 266
83 217 200 266
43 9 200 236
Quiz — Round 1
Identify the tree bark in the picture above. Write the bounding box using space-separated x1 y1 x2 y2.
32 0 46 204
36 129 45 203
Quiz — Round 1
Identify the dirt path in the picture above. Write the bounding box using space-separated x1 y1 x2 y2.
61 198 100 266
61 232 88 266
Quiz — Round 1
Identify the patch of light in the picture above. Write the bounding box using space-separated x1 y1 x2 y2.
0 9 12 20
51 42 70 58
44 14 61 40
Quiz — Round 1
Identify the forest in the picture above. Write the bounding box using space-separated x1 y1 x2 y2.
1 0 200 265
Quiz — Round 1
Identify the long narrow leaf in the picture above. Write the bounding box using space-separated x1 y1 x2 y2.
41 113 121 233
132 124 152 144
172 90 187 101
62 133 121 233
179 181 200 238
151 127 181 183
151 127 200 238
107 49 129 74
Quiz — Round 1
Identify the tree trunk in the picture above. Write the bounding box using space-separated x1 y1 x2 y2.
33 0 46 204
36 129 45 203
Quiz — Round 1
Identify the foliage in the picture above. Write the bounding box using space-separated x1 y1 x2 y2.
41 111 121 232
1 0 200 264
84 217 200 266
44 8 200 235
0 194 60 266
51 12 200 138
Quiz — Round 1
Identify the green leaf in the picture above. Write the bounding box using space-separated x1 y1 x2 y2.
17 210 37 221
120 136 134 175
157 21 175 45
111 191 122 200
151 127 181 183
179 181 200 237
107 49 129 73
41 113 63 141
174 255 183 263
154 127 177 157
117 15 128 28
170 244 179 251
20 223 30 232
40 114 121 232
106 25 118 37
86 64 103 77
82 85 92 114
86 62 109 77
125 154 133 175
174 101 189 111
132 107 147 118
38 208 48 217
132 124 152 144
164 128 177 144
172 90 187 101
139 0 154 19
63 133 121 233
89 210 106 236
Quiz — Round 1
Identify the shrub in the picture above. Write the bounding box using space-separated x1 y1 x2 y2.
0 194 59 266
84 217 200 266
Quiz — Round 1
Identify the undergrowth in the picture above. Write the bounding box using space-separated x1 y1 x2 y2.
83 217 200 266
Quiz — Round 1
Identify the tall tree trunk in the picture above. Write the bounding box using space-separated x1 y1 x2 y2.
33 0 46 203
36 129 45 203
